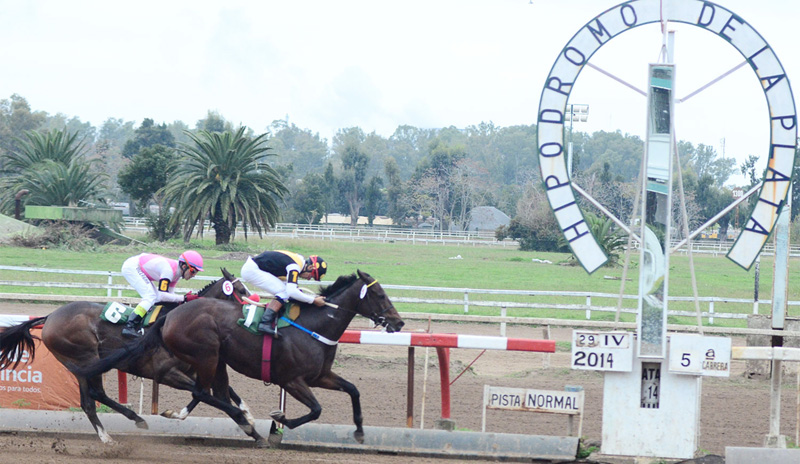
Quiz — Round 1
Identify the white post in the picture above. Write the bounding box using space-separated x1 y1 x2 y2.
753 255 761 314
138 378 145 415
420 347 430 430
481 385 488 432
708 301 714 325
542 326 551 369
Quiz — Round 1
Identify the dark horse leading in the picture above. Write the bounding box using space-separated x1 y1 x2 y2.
78 270 404 447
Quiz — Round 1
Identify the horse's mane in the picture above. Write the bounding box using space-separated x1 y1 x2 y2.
196 278 219 297
319 273 358 299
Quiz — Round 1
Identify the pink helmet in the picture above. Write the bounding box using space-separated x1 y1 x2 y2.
179 250 204 272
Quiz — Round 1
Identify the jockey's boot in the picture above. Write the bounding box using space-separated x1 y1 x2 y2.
257 309 279 337
122 313 144 338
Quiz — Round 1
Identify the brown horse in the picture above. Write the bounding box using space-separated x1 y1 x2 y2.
0 267 255 443
79 270 404 446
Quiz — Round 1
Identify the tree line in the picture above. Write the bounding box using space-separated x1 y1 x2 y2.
2 93 795 250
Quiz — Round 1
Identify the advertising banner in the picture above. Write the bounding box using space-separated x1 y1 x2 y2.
0 328 80 410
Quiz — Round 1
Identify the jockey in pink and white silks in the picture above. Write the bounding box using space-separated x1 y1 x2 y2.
120 250 204 337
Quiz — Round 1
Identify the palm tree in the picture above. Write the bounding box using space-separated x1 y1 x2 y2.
15 160 107 207
0 129 107 214
162 127 288 245
3 129 87 170
558 211 627 267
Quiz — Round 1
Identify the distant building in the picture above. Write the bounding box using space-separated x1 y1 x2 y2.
468 206 510 232
110 202 130 216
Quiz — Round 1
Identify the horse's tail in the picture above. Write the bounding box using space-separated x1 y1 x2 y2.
0 316 48 370
74 316 168 378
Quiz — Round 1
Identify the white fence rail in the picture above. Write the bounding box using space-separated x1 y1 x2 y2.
0 265 790 327
121 217 800 255
122 218 517 247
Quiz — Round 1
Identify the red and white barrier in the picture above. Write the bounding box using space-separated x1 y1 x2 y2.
0 315 39 327
340 330 555 353
340 330 555 423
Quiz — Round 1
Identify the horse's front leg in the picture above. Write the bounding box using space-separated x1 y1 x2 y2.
270 377 323 431
312 372 364 443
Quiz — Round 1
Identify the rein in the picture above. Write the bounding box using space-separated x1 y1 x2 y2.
286 277 390 346
278 316 338 345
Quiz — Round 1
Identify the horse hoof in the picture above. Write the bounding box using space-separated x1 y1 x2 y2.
354 431 365 444
268 433 283 447
160 410 175 419
255 437 270 449
269 410 285 422
135 420 148 430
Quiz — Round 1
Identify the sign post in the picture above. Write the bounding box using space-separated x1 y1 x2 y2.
482 385 584 436
537 0 796 458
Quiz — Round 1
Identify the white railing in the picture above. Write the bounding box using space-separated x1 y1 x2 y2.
121 217 800 255
121 218 516 247
0 265 788 328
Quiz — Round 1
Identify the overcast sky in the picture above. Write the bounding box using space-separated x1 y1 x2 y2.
1 0 797 185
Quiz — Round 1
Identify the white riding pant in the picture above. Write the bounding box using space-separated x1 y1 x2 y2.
121 255 159 311
240 257 290 300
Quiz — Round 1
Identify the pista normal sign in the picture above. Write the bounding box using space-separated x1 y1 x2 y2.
482 385 585 436
483 385 583 414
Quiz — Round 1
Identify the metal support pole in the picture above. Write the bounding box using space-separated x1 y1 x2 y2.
151 381 159 415
754 255 761 314
117 371 128 405
407 347 415 428
436 347 451 419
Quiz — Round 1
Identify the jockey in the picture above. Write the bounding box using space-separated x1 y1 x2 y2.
120 250 204 337
240 250 327 337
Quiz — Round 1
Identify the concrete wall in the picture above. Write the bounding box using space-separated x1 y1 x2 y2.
745 315 800 377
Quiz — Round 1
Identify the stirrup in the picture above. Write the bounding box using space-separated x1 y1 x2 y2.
258 323 280 338
122 326 143 337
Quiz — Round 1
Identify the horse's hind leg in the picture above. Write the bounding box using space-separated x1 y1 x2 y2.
189 384 268 447
85 375 148 429
228 386 256 425
209 363 259 433
76 376 133 444
185 363 268 447
158 370 252 422
312 372 364 443
156 368 201 419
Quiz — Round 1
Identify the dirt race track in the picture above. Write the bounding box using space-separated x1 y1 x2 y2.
1 302 798 463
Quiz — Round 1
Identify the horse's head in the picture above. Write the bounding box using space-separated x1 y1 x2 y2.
351 270 404 333
196 267 256 304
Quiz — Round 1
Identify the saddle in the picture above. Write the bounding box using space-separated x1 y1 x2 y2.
99 302 168 328
237 302 301 335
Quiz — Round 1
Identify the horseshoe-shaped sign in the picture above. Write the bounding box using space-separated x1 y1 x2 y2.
537 0 796 273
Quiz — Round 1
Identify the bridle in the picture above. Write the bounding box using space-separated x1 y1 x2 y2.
349 278 392 327
279 276 396 345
